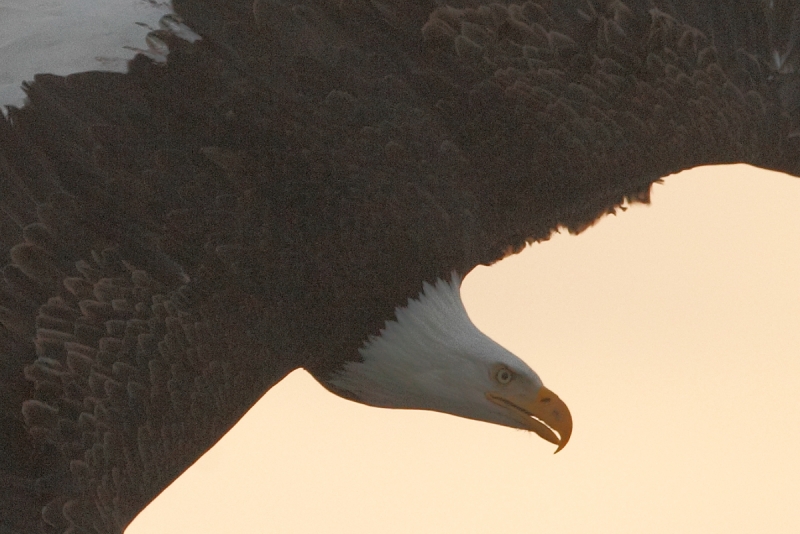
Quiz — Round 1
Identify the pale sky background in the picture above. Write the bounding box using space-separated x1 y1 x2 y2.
2 3 799 533
129 165 800 533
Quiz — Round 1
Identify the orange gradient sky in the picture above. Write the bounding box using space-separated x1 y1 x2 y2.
128 164 800 533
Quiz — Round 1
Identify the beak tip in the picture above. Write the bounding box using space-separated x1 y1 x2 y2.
555 423 572 454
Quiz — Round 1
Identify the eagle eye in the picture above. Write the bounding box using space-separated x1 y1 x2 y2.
495 367 513 384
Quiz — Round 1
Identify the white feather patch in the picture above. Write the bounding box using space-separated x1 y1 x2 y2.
329 272 542 415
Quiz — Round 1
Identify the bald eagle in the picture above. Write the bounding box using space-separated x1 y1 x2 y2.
1 0 798 532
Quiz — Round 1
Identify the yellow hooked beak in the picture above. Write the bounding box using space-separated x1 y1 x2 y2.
487 386 572 453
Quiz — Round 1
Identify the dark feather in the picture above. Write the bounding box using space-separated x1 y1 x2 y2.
1 0 800 532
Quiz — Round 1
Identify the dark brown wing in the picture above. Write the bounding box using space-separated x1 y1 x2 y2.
175 0 800 250
0 70 305 532
2 0 800 532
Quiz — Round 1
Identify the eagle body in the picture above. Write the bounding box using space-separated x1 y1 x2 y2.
1 0 799 532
